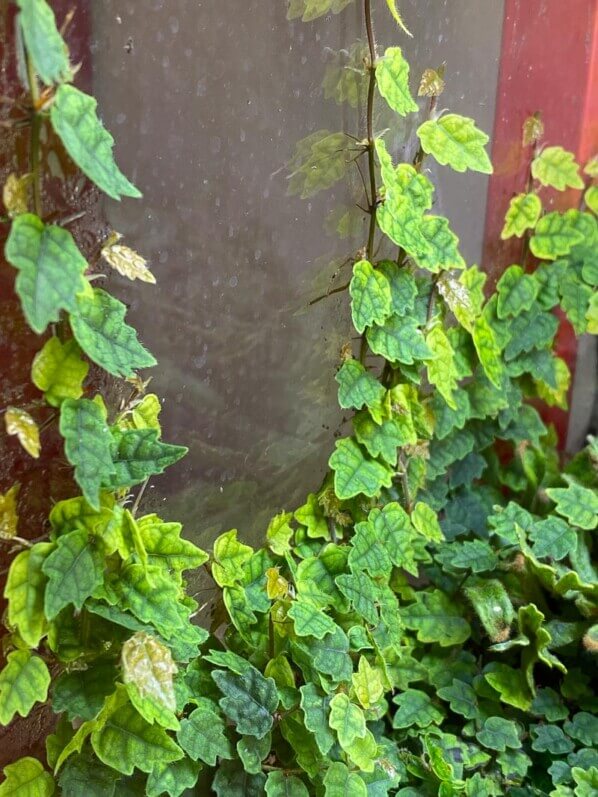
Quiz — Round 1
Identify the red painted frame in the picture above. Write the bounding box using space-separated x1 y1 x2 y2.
483 0 598 445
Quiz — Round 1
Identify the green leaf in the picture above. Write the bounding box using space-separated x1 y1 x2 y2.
4 543 52 647
352 657 384 709
31 337 89 407
122 631 177 717
384 0 412 35
504 304 559 360
212 529 253 587
0 650 50 725
530 211 585 260
565 712 598 747
465 579 514 642
42 528 104 618
367 315 433 364
323 763 367 797
401 589 471 646
546 481 598 529
298 626 353 683
572 767 598 797
70 288 156 378
52 662 117 722
585 184 598 214
329 438 392 499
426 326 458 408
350 260 392 333
531 146 584 190
559 269 592 334
496 265 539 318
353 411 414 466
17 0 72 85
437 540 497 573
336 572 378 625
329 693 367 748
377 192 430 259
294 494 329 540
378 260 419 315
5 214 88 334
501 192 542 239
300 683 334 756
212 667 278 739
51 85 141 200
286 130 351 198
411 502 444 542
484 663 532 711
376 47 418 116
288 599 337 639
0 757 54 797
414 216 466 273
58 751 120 797
472 315 503 388
528 516 577 560
476 717 521 752
266 512 294 556
104 428 187 492
146 759 201 797
417 114 493 174
349 502 418 577
265 772 309 797
531 724 574 755
336 360 385 417
136 514 208 579
212 762 266 797
91 692 183 775
177 704 233 765
392 688 445 729
437 679 479 719
237 733 271 775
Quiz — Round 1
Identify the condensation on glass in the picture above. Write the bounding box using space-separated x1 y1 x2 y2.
89 0 504 546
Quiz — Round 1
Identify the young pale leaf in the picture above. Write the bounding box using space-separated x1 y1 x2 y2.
328 693 367 748
265 772 309 797
501 193 542 239
102 235 156 283
376 47 418 116
31 337 89 407
349 259 392 333
417 114 493 174
0 757 54 797
414 216 466 273
401 590 471 647
426 326 458 408
531 146 584 191
42 528 104 618
177 704 233 765
392 689 444 729
288 599 337 639
265 512 294 556
419 66 445 97
4 407 40 459
17 0 71 85
146 759 201 797
0 650 50 725
496 265 539 318
4 543 51 647
530 211 585 260
121 632 177 713
411 501 444 542
0 484 19 540
329 438 393 499
2 173 31 218
212 529 253 587
367 315 433 364
71 288 156 378
352 657 384 710
437 273 477 332
91 698 183 775
51 85 141 200
585 184 598 214
104 428 187 491
546 481 598 529
294 494 329 539
59 398 114 510
212 667 278 739
335 359 385 416
323 762 367 797
5 214 88 334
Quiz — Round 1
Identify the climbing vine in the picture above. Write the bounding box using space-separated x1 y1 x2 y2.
0 1 597 795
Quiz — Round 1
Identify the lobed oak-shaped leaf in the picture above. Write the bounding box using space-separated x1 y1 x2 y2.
177 703 233 766
352 657 384 709
212 761 266 797
212 529 253 587
31 337 89 407
146 759 201 797
0 757 54 797
476 717 521 752
349 260 392 333
336 571 378 625
265 772 310 797
496 265 539 318
378 260 419 316
58 752 121 797
335 359 385 417
0 650 50 726
528 516 577 560
322 762 367 797
328 693 367 748
546 480 598 529
472 314 503 388
366 315 433 365
501 192 542 239
17 0 72 85
51 85 141 200
426 326 458 409
530 211 585 260
376 47 418 116
437 679 479 719
71 288 156 378
531 146 584 191
136 514 208 579
392 689 444 729
401 589 471 646
42 528 104 618
212 667 278 739
5 214 88 334
329 438 393 499
59 398 114 510
52 662 117 722
417 114 493 174
411 501 444 542
299 683 334 756
104 428 187 492
349 502 418 577
288 598 337 639
353 411 414 466
414 216 466 273
4 543 52 647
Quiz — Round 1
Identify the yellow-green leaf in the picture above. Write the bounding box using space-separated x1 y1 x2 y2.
426 326 458 408
0 484 20 540
5 543 52 648
417 114 493 174
585 184 598 214
0 757 54 797
472 315 503 388
2 173 31 218
349 259 392 333
501 193 542 239
5 407 40 459
31 337 89 408
122 632 177 714
376 47 418 116
0 650 50 726
352 657 384 709
384 0 412 35
531 146 584 191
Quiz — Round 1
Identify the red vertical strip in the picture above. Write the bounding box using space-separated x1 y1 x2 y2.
483 0 598 445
